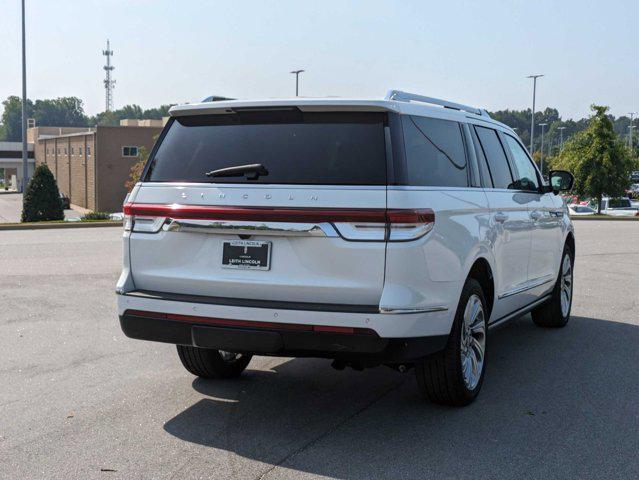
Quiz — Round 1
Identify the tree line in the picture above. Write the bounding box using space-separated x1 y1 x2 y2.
0 96 173 141
490 107 638 157
1 95 639 156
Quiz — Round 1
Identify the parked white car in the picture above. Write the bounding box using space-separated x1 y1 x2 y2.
568 204 596 216
599 197 639 217
117 90 575 406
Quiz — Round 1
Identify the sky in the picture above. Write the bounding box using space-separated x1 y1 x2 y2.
0 0 637 120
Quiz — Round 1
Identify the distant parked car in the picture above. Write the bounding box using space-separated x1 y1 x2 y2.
626 183 639 199
568 204 596 216
597 197 639 217
59 193 70 210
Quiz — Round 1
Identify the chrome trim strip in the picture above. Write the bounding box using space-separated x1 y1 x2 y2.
498 274 555 299
163 219 338 237
379 306 448 314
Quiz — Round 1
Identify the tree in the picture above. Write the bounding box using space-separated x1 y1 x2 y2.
1 96 34 141
124 145 150 191
1 96 88 141
33 97 87 128
549 105 638 213
88 104 174 126
21 163 64 222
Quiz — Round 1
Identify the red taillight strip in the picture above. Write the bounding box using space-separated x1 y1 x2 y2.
386 208 435 224
123 203 434 224
125 309 375 335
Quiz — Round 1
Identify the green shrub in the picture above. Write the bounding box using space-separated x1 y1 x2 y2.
21 164 64 222
81 211 110 221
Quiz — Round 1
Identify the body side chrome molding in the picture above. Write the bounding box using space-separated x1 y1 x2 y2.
498 274 555 299
379 306 448 315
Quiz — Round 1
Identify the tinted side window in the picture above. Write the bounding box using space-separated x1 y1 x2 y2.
402 116 468 187
503 134 539 191
474 126 513 189
470 126 493 188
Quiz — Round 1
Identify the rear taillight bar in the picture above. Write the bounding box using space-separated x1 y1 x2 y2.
123 203 434 241
124 203 390 223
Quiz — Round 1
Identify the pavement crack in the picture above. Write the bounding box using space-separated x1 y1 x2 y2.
255 377 406 480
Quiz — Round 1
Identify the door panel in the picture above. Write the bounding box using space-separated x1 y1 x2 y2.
485 191 533 319
528 193 563 284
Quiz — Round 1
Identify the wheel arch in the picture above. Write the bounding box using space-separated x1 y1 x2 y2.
466 257 495 321
565 231 575 256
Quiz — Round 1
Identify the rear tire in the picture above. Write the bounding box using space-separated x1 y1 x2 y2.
176 345 252 379
531 245 573 328
415 278 487 407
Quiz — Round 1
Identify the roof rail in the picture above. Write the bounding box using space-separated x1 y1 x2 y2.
385 90 489 117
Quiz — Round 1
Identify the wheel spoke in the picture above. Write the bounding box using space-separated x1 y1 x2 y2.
459 293 486 390
471 337 484 363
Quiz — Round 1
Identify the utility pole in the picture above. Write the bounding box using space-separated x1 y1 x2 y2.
630 126 637 150
103 40 115 111
538 123 547 174
21 0 28 192
628 113 636 149
558 126 566 150
290 69 304 97
526 74 544 154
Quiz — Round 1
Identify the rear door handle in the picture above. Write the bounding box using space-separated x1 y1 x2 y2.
494 212 508 223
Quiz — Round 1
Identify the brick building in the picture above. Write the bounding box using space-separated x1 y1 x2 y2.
34 125 162 212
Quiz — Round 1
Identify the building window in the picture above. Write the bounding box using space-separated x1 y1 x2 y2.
64 148 67 155
87 146 92 156
122 146 139 157
71 147 75 155
79 147 83 155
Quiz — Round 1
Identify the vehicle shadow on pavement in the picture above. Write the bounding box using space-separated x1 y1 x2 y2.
163 315 639 480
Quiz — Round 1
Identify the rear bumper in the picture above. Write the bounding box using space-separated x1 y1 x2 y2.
119 310 448 363
117 290 453 339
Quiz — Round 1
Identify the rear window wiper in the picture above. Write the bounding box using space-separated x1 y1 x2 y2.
205 163 269 180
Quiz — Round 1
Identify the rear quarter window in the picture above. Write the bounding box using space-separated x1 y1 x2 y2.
401 116 468 187
474 126 514 189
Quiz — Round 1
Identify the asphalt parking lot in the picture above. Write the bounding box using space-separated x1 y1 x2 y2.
1 221 638 479
0 193 82 223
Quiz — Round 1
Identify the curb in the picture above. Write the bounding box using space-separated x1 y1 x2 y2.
0 221 123 231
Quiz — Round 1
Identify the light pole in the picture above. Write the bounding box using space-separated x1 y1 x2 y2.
527 74 544 154
558 126 567 150
538 123 547 173
628 113 636 149
290 69 304 97
630 125 637 150
21 0 28 192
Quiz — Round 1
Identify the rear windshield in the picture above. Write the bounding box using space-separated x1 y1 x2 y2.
145 111 387 185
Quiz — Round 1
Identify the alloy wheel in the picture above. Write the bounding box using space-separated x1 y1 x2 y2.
460 294 486 390
560 253 573 317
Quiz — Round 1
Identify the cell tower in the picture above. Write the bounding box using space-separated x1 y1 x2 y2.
102 40 115 111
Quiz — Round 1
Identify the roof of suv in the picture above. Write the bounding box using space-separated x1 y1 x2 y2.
169 91 514 133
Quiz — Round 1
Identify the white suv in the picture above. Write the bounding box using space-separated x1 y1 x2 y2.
117 90 575 406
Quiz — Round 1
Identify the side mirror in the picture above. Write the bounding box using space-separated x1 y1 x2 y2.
548 170 574 193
